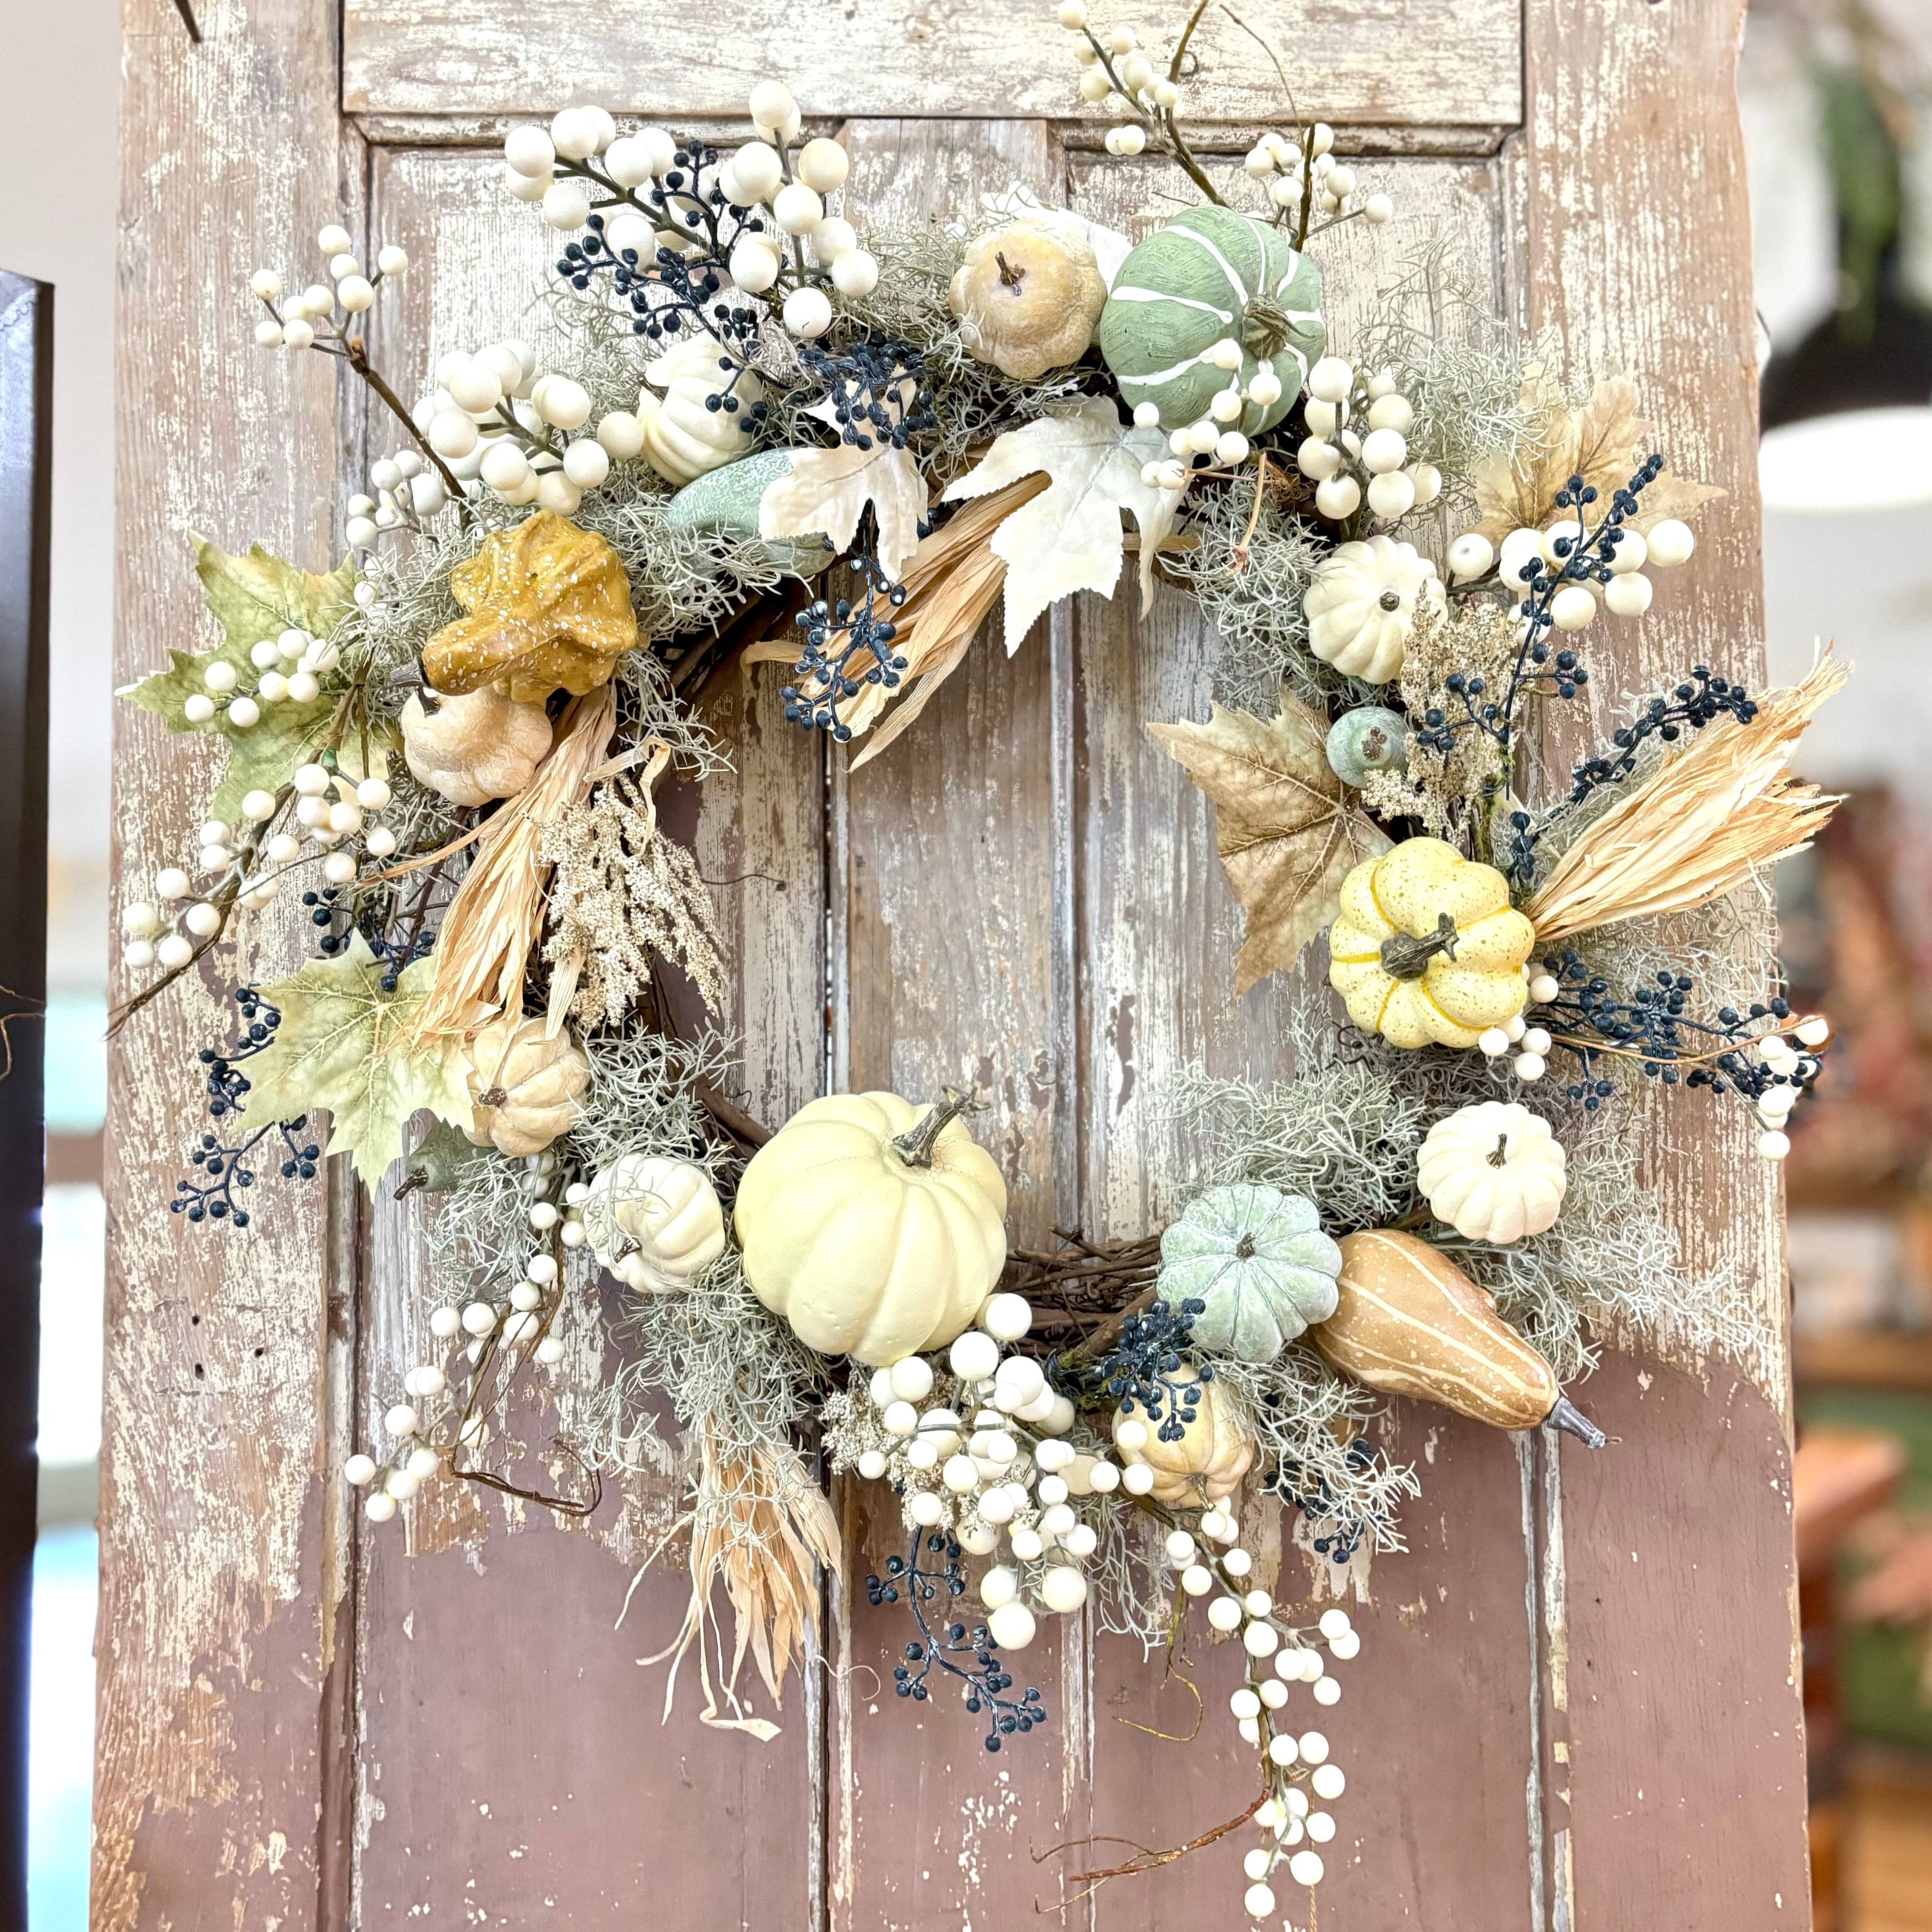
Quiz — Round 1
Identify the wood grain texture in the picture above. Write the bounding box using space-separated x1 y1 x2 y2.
1508 0 1811 1919
342 0 1522 134
104 2 350 1926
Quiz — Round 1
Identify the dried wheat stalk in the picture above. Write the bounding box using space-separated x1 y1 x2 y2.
639 1424 841 1735
1527 652 1846 945
407 683 618 1042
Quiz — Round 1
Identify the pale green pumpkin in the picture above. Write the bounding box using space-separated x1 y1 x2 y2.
1098 206 1325 432
1159 1185 1342 1364
666 449 828 574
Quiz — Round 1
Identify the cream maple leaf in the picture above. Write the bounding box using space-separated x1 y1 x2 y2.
939 397 1179 654
758 389 928 579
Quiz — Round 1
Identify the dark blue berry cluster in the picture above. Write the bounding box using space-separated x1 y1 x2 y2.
1533 949 1824 1111
1270 1437 1377 1564
867 1530 1047 1752
1067 1297 1210 1442
169 988 320 1229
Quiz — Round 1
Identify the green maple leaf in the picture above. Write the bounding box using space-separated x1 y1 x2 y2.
240 933 474 1192
119 537 357 821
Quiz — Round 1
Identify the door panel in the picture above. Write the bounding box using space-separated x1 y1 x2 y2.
107 0 1807 1925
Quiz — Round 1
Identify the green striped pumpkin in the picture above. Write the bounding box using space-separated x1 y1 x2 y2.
1099 206 1324 433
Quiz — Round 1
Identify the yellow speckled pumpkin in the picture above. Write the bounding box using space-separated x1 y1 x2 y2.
1327 837 1535 1049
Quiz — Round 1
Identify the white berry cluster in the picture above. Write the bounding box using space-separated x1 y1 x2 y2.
1059 6 1180 137
835 1290 1125 1650
1751 1015 1830 1161
249 224 408 352
1294 356 1442 524
349 1158 582 1525
1242 123 1393 229
498 91 878 342
1446 513 1698 627
1479 965 1564 1082
406 340 633 520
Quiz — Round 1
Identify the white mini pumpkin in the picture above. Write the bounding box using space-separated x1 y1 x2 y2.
400 686 553 807
634 331 764 485
584 1153 726 1292
1112 1370 1254 1506
1416 1101 1567 1244
1304 535 1445 683
733 1092 1008 1367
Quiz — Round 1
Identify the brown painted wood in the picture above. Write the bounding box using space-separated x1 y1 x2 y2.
103 0 1807 1923
341 0 1523 136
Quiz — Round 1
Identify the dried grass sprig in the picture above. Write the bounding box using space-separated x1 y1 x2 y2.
405 683 619 1042
1527 653 1847 945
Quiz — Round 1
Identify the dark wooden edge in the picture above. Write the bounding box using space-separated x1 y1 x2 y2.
0 269 52 1929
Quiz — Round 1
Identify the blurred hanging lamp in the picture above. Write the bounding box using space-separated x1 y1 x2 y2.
1759 34 1932 510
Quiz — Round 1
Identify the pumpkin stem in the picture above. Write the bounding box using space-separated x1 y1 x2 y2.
1240 293 1292 362
1234 1233 1257 1260
995 250 1025 290
1486 1133 1510 1168
1378 913 1461 981
891 1087 980 1169
476 1085 509 1108
1547 1395 1607 1449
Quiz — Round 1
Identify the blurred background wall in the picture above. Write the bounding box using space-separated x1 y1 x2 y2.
10 0 1932 1926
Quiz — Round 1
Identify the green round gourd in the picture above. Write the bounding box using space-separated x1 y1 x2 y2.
1098 206 1325 433
1158 1185 1342 1364
666 449 828 574
1325 705 1409 788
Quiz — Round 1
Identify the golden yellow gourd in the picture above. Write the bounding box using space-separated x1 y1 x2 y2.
949 217 1108 381
732 1092 1008 1367
1311 1230 1602 1442
399 686 554 807
1112 1370 1254 1506
422 510 638 703
464 1014 591 1158
1327 837 1536 1049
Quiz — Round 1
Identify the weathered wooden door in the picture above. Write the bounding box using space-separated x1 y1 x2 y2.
106 1 1808 1925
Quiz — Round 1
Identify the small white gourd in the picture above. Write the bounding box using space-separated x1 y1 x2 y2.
1416 1101 1567 1244
1304 535 1444 683
400 686 553 807
583 1153 726 1292
634 332 764 484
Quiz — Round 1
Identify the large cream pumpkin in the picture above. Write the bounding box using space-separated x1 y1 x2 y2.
733 1092 1008 1367
1112 1369 1254 1506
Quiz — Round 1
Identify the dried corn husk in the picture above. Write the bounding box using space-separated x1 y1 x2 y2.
1527 653 1846 945
634 1424 841 1736
407 683 618 1041
743 474 1047 760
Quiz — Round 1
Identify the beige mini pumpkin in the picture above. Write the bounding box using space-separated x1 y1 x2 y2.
464 1014 590 1158
400 686 554 808
584 1153 726 1292
733 1091 1007 1367
635 331 764 485
1112 1370 1254 1506
949 217 1108 381
1304 535 1444 683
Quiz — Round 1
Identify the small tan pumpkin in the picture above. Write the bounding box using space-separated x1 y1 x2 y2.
1112 1369 1254 1506
464 1014 590 1157
949 217 1108 381
583 1153 726 1292
1311 1230 1602 1442
400 686 554 807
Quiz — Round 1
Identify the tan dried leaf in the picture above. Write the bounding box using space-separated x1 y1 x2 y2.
1472 373 1724 543
1150 697 1391 993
